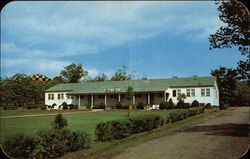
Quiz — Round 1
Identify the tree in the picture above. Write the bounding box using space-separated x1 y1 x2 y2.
51 114 68 129
111 65 135 81
60 63 88 83
125 85 134 117
88 73 108 82
209 0 250 81
211 66 239 106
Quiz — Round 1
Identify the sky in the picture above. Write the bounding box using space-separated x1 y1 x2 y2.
1 1 244 79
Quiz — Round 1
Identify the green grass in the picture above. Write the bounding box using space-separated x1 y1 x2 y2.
0 108 215 159
0 109 186 143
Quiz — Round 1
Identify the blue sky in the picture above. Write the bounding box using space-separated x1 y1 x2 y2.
1 1 243 79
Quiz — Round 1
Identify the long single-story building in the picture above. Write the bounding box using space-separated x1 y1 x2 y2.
45 76 219 109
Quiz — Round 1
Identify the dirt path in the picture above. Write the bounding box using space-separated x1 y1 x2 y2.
109 107 249 159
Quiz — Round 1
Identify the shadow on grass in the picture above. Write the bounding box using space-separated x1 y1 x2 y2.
181 123 249 137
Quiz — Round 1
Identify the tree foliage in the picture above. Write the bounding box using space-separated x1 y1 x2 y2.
88 73 108 82
209 0 250 81
60 63 88 83
211 66 239 106
111 65 135 81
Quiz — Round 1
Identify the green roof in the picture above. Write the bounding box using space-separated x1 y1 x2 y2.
46 76 216 94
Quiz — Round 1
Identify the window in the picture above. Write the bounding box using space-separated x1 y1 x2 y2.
58 93 60 100
191 89 195 96
51 94 54 100
177 89 181 96
173 90 176 97
206 89 210 96
67 95 70 99
186 89 190 97
80 95 84 99
201 89 205 96
48 94 51 100
61 93 64 99
121 94 125 98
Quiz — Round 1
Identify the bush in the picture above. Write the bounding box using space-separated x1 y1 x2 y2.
51 114 68 129
115 102 129 109
167 98 175 109
109 119 133 139
67 131 91 152
176 100 184 109
205 103 212 109
93 103 105 109
191 100 199 107
183 103 191 109
159 102 167 109
136 102 145 110
34 128 72 159
2 133 38 159
219 103 229 110
40 104 46 110
95 122 113 142
61 102 68 110
129 115 163 133
68 104 78 110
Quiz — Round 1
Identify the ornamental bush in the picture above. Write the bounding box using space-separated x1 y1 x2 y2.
109 119 133 139
51 114 68 129
167 98 175 109
2 133 38 159
136 102 145 110
67 131 91 152
191 100 199 107
34 128 72 159
62 102 68 110
159 102 167 109
95 122 113 142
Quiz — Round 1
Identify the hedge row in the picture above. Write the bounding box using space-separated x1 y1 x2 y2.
2 129 91 159
95 115 163 142
95 107 204 142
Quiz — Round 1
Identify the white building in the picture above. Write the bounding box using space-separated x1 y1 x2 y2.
45 76 219 109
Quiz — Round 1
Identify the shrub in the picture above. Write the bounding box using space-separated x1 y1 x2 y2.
40 104 46 110
2 133 38 159
200 103 205 107
34 128 72 159
67 131 91 151
62 102 68 110
183 103 191 109
159 102 167 109
219 103 229 110
93 103 105 109
167 98 175 109
191 100 199 107
115 102 129 109
95 122 113 142
129 115 163 133
51 114 68 129
109 119 133 139
68 104 78 110
205 103 212 109
136 102 145 110
176 100 184 109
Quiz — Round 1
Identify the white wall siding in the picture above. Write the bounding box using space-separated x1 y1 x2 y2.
166 86 219 106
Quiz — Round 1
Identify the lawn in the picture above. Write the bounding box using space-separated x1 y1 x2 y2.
0 109 179 143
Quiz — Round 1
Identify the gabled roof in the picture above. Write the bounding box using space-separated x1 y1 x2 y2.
45 76 216 94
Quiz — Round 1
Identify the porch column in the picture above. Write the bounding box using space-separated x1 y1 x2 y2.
78 95 81 106
133 95 135 105
104 94 107 106
164 92 167 102
118 94 121 102
91 95 94 109
147 93 150 105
